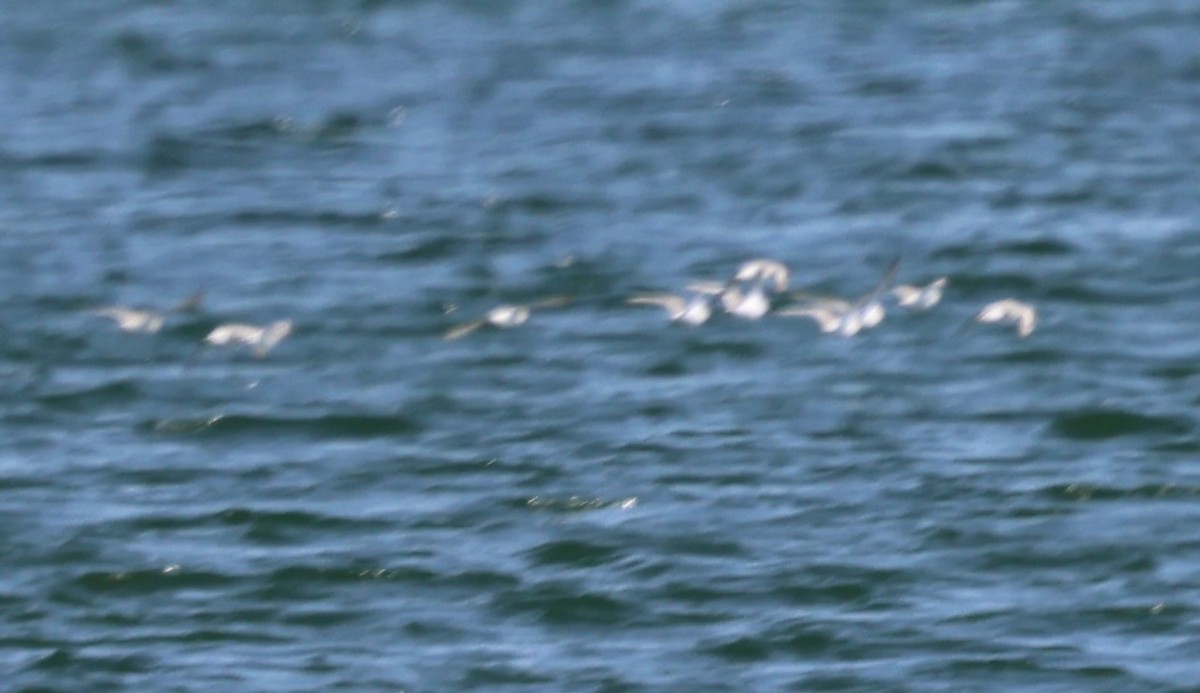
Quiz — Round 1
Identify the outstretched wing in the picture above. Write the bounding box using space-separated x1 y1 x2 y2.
529 295 572 310
443 320 486 340
628 294 685 315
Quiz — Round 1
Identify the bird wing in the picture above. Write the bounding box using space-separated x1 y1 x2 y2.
529 295 572 310
776 306 841 332
443 320 486 340
628 294 685 314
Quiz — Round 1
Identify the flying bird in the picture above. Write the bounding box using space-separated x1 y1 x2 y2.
971 299 1037 337
443 296 571 340
92 292 205 334
891 277 948 310
205 320 294 356
721 259 791 319
628 282 725 325
779 257 899 336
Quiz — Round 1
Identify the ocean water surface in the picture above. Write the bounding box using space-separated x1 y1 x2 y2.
3 1 1200 690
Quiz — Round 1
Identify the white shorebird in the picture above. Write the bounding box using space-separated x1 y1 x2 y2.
93 292 205 334
891 277 948 310
94 307 165 334
205 320 294 356
971 299 1037 337
778 258 899 336
628 281 725 326
731 259 790 292
721 259 791 319
443 296 571 340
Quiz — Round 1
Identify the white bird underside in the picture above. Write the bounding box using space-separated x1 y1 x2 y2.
973 299 1037 337
629 293 712 325
205 320 293 355
732 259 790 292
443 296 571 340
721 285 772 319
780 258 899 335
892 277 948 309
95 307 165 334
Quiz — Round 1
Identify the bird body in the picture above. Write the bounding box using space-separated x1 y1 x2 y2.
973 299 1036 337
779 258 898 336
719 259 791 319
95 307 165 334
443 296 570 340
205 320 293 356
891 277 948 309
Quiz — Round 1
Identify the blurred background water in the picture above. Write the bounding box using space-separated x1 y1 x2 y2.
3 1 1200 690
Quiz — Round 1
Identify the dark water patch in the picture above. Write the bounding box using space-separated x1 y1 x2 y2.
375 236 464 263
227 207 387 230
70 567 238 595
111 30 210 73
0 148 107 169
944 271 1040 294
206 112 369 145
901 159 961 181
35 380 140 410
980 544 1157 574
1147 363 1200 381
644 358 688 377
458 663 554 688
1150 439 1200 454
28 647 156 676
855 74 922 96
972 348 1063 365
487 191 612 217
773 578 881 608
109 467 209 487
145 412 424 439
281 608 366 628
1050 407 1192 440
524 539 625 569
932 237 1076 261
123 507 393 533
702 619 839 662
162 628 290 645
261 565 443 596
939 654 1046 675
1040 482 1200 503
656 471 761 487
491 580 636 626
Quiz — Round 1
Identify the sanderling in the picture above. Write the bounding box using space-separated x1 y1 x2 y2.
891 277 948 310
731 259 790 292
721 259 791 319
92 292 205 334
443 296 571 340
94 307 165 334
628 281 725 326
971 299 1037 337
778 258 899 336
205 320 293 356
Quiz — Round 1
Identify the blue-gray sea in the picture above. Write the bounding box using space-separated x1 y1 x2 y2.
3 1 1200 690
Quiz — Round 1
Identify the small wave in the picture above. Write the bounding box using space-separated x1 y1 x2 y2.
36 380 140 410
70 566 237 595
1049 407 1192 440
144 412 424 439
1040 482 1200 502
523 539 625 569
517 496 638 513
491 581 636 626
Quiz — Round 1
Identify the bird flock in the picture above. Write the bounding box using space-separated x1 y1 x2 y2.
91 257 1037 355
91 292 294 358
443 257 1036 341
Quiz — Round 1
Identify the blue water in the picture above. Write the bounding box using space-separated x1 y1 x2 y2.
3 1 1200 690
